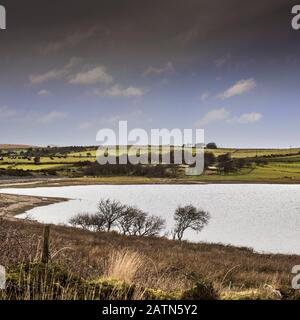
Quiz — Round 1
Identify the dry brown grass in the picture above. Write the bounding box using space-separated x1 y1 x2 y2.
1 219 299 300
104 249 144 283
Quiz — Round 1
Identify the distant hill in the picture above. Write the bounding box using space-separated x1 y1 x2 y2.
0 144 35 150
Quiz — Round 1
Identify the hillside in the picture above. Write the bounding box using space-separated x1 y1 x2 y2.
1 145 300 184
0 144 35 150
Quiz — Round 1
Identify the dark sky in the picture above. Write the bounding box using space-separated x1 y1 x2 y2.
0 0 300 147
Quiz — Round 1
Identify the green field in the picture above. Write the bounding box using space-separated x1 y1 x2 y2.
187 162 300 183
1 146 300 183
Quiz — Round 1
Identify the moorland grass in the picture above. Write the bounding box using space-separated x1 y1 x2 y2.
0 219 299 300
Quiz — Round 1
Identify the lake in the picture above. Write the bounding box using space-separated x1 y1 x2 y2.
1 184 300 255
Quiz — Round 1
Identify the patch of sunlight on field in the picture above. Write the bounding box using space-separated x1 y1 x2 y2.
67 147 300 159
0 156 95 164
187 162 300 182
0 164 66 171
207 148 300 158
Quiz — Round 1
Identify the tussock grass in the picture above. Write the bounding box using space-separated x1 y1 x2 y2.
104 250 144 283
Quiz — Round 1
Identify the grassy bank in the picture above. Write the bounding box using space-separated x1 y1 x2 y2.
0 218 299 300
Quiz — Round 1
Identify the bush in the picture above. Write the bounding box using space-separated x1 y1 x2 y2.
85 278 135 300
143 288 180 300
206 143 218 149
181 279 219 300
277 286 300 300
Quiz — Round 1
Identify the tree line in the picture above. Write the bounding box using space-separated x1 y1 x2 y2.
69 198 210 241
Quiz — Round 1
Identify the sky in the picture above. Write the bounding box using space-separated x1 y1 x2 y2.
0 0 300 148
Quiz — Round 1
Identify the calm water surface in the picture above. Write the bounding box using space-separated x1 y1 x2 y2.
1 184 300 255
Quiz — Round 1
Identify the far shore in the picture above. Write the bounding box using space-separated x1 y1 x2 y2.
1 176 300 189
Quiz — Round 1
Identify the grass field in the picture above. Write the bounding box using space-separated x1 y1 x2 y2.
2 146 300 183
188 164 300 183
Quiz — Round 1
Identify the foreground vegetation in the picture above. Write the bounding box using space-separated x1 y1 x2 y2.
0 218 299 300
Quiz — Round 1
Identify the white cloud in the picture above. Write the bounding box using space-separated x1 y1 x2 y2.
29 57 80 85
97 84 145 97
39 111 67 123
69 66 113 85
197 108 229 126
0 106 17 119
143 61 174 76
196 108 262 127
37 89 51 96
230 112 262 124
30 70 65 85
218 78 256 100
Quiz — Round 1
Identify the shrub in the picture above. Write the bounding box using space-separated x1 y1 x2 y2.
277 286 300 300
221 289 281 300
181 279 219 300
85 278 135 300
143 288 180 300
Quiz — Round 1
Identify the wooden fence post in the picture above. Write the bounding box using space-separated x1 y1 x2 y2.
42 225 50 264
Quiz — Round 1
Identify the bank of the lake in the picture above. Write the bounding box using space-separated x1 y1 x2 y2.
0 193 67 218
2 183 300 255
2 175 300 190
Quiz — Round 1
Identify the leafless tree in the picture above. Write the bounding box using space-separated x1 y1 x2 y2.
132 214 165 237
69 213 106 232
117 206 143 235
89 214 106 232
173 205 210 241
69 200 165 237
69 213 93 230
98 199 126 232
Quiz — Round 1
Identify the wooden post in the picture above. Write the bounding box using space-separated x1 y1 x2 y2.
42 225 50 264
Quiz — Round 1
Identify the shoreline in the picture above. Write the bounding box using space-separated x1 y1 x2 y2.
0 193 68 218
1 176 300 189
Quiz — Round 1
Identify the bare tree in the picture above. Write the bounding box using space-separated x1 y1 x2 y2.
69 213 93 230
69 200 165 237
89 214 106 232
133 214 165 237
117 206 143 235
69 213 106 232
173 205 210 241
98 199 126 232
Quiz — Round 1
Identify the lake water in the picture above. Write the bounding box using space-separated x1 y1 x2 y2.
1 184 300 255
